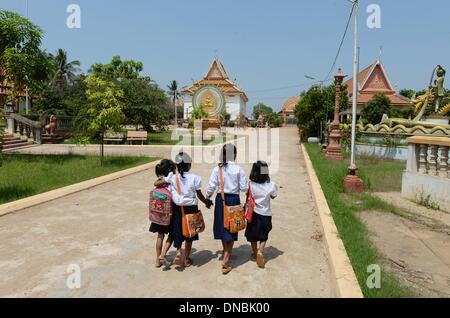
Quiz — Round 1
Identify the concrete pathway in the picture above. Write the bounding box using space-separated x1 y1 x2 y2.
0 128 334 297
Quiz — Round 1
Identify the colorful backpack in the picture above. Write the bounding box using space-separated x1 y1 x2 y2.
149 187 173 226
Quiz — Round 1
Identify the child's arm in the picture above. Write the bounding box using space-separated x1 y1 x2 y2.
196 190 213 209
270 183 279 199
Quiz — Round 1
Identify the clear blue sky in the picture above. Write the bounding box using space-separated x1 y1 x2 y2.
1 0 449 112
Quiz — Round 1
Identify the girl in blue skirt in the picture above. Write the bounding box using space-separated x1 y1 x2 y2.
206 144 248 274
158 152 212 268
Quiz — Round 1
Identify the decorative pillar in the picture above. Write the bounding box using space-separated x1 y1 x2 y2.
438 146 449 178
418 144 428 174
429 145 438 176
326 68 344 160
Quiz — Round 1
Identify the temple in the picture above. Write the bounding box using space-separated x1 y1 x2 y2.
0 68 27 112
279 96 299 126
341 59 411 118
181 58 248 120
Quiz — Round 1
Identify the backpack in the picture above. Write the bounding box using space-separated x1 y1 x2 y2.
149 187 173 226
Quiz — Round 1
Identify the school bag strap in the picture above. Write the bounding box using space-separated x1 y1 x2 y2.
175 173 186 218
219 165 226 207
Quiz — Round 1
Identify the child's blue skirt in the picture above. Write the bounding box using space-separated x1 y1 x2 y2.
214 194 240 243
173 204 199 249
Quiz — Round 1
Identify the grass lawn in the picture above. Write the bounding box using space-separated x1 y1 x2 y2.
0 154 157 205
304 143 415 298
147 130 238 146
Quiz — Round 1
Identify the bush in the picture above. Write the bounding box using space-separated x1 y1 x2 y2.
250 121 258 128
228 120 235 127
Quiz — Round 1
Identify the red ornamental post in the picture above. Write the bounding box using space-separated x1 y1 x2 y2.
326 68 344 160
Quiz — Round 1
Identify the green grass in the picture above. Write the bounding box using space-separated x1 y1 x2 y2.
304 143 415 298
147 130 238 146
0 154 157 204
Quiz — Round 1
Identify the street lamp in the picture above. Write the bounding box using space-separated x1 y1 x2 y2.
344 0 364 192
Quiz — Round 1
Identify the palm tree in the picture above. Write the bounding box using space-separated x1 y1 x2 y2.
167 80 181 128
50 49 81 93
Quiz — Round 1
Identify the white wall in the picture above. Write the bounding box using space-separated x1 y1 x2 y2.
182 93 246 120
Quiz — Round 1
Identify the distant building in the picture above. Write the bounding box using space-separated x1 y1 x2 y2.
279 96 299 126
0 68 27 112
341 59 411 119
181 58 248 121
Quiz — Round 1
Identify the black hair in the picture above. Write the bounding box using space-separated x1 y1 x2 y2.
155 159 176 177
175 151 192 178
249 161 270 184
220 143 237 166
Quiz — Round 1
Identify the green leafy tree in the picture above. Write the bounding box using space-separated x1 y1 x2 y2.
294 83 348 139
119 77 169 131
252 103 273 119
361 93 392 124
265 113 284 128
84 75 125 164
0 10 52 98
89 56 143 80
49 48 81 93
398 89 415 99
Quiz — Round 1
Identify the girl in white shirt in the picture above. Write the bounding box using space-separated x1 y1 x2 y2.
245 161 278 268
206 144 248 275
162 152 212 268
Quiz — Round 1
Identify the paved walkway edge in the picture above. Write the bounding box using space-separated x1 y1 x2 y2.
301 144 363 298
0 161 158 218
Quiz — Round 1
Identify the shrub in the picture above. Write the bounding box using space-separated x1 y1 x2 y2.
361 93 392 124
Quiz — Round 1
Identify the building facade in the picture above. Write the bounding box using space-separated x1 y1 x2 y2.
181 58 248 121
279 96 299 126
341 59 411 118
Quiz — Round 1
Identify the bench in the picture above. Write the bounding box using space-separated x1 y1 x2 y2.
127 131 148 145
104 132 124 144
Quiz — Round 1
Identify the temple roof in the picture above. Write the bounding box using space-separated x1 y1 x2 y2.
281 96 299 113
344 59 411 107
182 57 248 102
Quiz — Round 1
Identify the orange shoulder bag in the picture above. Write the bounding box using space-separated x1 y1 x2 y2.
176 174 205 238
219 165 246 234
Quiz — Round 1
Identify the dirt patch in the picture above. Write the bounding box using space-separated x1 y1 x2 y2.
360 211 450 298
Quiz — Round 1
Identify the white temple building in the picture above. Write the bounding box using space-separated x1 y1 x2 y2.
181 58 248 120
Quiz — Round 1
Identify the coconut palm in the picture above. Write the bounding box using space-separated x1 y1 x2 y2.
167 80 181 127
50 48 81 92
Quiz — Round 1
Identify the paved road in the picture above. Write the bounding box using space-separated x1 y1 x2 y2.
0 128 334 297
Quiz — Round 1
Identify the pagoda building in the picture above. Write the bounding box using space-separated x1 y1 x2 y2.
181 58 248 121
279 96 299 126
341 59 411 119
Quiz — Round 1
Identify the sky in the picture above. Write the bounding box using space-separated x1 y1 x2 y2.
1 0 449 113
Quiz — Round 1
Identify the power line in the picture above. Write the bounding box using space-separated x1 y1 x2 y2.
322 2 356 82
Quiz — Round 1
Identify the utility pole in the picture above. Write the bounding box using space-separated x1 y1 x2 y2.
344 0 364 192
25 0 30 115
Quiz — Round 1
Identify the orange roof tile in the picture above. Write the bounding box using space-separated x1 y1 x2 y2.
281 96 299 113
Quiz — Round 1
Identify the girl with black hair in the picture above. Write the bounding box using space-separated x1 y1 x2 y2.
159 152 212 268
150 159 176 268
206 143 248 274
245 161 278 268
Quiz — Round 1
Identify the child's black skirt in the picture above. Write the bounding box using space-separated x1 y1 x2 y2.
245 212 272 242
173 204 199 249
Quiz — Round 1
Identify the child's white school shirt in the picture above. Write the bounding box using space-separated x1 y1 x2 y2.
250 181 278 217
165 172 202 206
206 162 248 198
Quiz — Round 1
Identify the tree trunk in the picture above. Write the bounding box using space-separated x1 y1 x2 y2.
174 95 177 129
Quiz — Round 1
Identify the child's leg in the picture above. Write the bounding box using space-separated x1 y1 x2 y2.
156 234 164 258
259 241 267 253
251 242 258 258
160 237 173 261
222 241 234 266
184 241 193 267
155 233 165 267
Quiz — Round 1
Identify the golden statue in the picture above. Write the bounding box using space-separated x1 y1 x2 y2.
202 91 216 114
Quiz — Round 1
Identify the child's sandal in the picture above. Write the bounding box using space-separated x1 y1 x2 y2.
256 251 265 268
222 264 232 275
184 258 193 268
173 254 182 267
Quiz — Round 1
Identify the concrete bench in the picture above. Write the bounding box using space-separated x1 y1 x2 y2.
127 131 148 145
104 132 124 144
